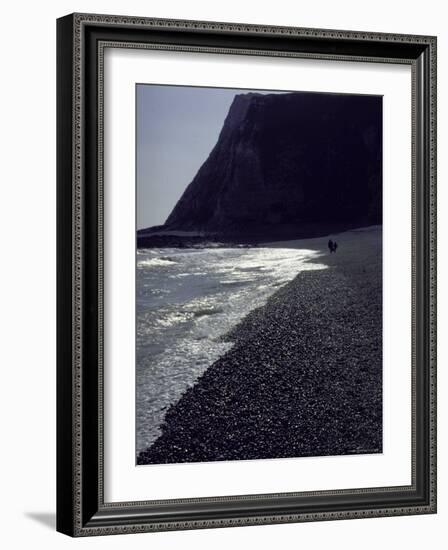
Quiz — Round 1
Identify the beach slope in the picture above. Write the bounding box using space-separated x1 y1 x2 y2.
137 226 383 464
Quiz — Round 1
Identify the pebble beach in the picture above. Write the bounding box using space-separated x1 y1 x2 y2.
137 226 383 465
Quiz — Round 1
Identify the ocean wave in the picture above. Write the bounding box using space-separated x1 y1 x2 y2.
136 244 329 452
138 256 177 268
155 311 191 327
220 279 255 285
192 307 224 318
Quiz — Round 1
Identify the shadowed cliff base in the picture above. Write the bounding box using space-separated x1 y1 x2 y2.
137 226 382 465
137 221 370 248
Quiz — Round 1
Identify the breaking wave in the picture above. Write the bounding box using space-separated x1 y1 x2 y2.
136 245 327 452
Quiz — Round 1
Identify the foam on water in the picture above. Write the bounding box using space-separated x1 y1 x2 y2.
136 246 327 453
138 257 178 268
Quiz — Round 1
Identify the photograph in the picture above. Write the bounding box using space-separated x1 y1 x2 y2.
54 10 437 537
135 84 383 465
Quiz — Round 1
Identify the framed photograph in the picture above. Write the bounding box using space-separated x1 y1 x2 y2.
57 13 437 536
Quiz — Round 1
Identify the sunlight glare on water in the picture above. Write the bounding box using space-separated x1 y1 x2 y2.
136 246 327 453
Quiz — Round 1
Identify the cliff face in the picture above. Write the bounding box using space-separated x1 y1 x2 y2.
162 91 382 240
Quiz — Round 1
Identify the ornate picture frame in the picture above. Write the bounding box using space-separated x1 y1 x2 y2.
57 13 436 536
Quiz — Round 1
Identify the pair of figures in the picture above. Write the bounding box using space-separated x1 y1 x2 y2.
328 239 338 253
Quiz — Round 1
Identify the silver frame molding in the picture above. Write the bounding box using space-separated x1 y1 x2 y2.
57 13 437 537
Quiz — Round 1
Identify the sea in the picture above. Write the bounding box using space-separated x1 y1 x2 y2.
136 244 326 454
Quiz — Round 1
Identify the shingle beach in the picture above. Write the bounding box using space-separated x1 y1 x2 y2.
137 226 382 464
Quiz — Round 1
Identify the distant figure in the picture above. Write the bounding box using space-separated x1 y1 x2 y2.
328 239 338 253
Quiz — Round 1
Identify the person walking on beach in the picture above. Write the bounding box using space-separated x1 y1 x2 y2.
328 239 338 253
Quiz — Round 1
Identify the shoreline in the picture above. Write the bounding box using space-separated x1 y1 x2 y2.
136 222 379 249
137 226 383 465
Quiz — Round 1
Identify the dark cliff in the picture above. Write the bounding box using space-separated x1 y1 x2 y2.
145 91 382 242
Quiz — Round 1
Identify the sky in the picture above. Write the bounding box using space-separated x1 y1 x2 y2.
136 84 283 230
